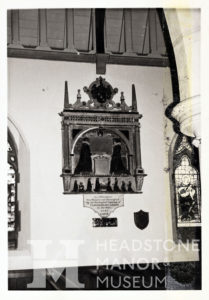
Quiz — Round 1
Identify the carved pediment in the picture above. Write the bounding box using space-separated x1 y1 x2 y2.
64 76 135 112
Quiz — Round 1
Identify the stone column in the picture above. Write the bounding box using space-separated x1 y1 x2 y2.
68 125 73 173
135 124 143 172
164 9 201 150
62 121 70 172
128 154 133 175
135 124 145 192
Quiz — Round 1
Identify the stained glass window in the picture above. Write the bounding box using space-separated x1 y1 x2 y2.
173 135 201 227
8 133 20 249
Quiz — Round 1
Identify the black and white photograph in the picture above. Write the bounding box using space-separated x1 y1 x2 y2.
1 0 209 299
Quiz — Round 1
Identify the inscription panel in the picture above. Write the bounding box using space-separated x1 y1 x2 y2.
83 194 124 218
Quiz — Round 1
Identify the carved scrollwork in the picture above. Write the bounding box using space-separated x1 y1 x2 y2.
67 76 135 112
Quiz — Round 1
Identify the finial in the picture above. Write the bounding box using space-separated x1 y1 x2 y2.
132 84 138 112
120 92 125 102
64 81 69 108
77 89 81 102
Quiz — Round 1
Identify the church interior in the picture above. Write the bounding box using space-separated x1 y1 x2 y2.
7 8 201 290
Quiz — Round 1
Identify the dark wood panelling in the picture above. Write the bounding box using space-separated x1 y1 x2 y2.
7 10 12 44
131 9 149 54
105 9 125 54
46 9 65 49
104 9 167 56
19 10 39 48
74 9 94 52
8 9 167 60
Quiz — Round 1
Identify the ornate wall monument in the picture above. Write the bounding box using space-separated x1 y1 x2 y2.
59 76 147 195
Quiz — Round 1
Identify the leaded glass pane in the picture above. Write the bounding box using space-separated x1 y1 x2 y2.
175 136 193 154
8 142 12 152
8 163 16 231
8 133 19 249
173 135 201 227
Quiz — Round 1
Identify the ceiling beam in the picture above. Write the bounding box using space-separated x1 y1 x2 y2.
8 48 169 68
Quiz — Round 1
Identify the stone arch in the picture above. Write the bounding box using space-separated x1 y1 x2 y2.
71 126 132 155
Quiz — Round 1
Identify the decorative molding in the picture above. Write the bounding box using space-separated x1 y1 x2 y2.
83 77 119 110
61 114 140 125
62 77 143 114
171 95 201 142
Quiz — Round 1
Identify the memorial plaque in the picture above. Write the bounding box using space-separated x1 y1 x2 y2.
83 194 124 226
83 194 124 218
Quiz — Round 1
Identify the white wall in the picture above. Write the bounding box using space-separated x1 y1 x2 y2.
8 58 198 270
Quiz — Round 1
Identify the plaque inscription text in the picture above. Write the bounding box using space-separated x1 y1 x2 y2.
83 194 124 218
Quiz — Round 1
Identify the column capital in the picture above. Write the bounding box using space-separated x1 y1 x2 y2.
171 95 200 144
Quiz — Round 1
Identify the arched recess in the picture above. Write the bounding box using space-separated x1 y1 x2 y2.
8 117 31 253
71 126 132 175
71 127 132 155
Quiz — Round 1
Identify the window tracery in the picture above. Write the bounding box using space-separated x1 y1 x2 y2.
8 133 20 249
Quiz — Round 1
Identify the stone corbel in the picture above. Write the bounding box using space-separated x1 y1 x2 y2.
171 95 201 147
